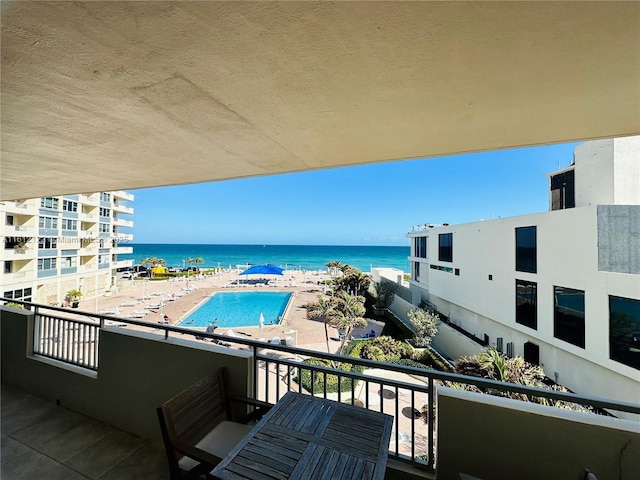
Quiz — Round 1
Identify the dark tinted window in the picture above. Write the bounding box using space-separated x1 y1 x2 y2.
609 296 640 370
438 233 452 262
516 280 537 329
554 286 585 348
415 237 427 258
550 170 575 210
516 226 537 273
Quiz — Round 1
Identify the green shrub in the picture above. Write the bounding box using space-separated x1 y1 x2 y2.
295 358 363 394
5 302 25 309
408 307 439 347
359 344 387 362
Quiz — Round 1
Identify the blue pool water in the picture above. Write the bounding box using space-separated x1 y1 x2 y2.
179 292 292 328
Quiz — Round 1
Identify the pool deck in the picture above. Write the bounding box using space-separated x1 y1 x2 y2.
74 269 382 353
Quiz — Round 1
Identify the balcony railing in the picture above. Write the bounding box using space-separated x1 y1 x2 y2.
4 299 640 472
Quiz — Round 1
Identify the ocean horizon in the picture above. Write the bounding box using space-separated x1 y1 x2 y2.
121 243 410 273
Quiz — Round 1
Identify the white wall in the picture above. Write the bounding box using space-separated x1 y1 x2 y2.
573 135 640 207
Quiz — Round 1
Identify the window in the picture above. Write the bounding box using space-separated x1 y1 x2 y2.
430 264 453 273
99 207 111 217
38 237 57 249
61 219 77 230
99 223 110 233
40 197 58 209
4 261 11 274
3 288 32 302
62 200 78 212
523 342 540 365
554 286 585 348
516 226 537 273
415 237 427 258
37 258 57 270
438 233 453 262
6 214 14 226
414 262 420 280
515 279 537 329
98 254 109 264
39 216 58 229
100 192 111 203
550 169 575 211
62 256 77 268
609 295 640 370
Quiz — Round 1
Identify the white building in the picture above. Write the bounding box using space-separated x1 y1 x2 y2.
406 136 640 405
1 191 134 306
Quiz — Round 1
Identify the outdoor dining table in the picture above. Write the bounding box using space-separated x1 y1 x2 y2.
211 391 394 480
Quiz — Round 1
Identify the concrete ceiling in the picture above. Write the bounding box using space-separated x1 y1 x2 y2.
1 1 639 201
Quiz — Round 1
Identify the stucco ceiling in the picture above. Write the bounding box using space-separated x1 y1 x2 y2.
1 1 639 201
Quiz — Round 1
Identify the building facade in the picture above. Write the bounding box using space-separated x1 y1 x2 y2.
407 137 640 404
1 191 134 306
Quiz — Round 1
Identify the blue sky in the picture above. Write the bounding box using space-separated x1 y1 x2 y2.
131 141 581 246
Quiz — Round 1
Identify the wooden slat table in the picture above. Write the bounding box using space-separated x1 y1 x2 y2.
212 391 394 480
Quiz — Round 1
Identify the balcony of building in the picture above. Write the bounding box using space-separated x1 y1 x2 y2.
112 217 133 228
112 191 134 202
1 302 638 480
112 245 133 255
112 259 134 270
1 241 36 262
2 268 36 285
116 233 134 243
78 211 97 224
112 203 134 215
1 201 39 216
78 195 100 207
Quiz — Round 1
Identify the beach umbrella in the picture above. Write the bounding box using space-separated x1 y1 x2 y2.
239 264 284 276
259 312 265 337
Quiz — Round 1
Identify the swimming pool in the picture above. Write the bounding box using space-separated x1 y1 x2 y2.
179 291 293 328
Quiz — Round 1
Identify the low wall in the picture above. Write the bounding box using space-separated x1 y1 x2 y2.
436 387 640 480
431 321 484 360
1 307 253 442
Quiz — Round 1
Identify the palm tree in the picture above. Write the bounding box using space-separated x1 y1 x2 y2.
332 291 367 355
191 257 204 272
307 295 339 354
141 257 165 278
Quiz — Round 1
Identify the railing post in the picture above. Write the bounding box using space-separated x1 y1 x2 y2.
252 345 258 400
428 376 435 470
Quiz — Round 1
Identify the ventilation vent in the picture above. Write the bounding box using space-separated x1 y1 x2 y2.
496 337 504 353
506 342 514 358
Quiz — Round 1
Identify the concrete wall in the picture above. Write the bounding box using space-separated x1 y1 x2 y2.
0 307 253 442
371 267 405 284
436 387 640 480
431 322 484 361
597 205 640 274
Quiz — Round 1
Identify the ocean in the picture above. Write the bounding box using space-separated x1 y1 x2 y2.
120 244 410 273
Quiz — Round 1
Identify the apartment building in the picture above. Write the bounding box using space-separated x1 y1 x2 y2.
407 136 640 404
1 191 134 306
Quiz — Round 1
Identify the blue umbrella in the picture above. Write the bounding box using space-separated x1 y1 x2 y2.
239 264 284 276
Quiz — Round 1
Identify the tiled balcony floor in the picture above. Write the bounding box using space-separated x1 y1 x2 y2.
1 384 168 479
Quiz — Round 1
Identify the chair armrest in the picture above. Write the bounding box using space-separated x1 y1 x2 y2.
229 396 272 423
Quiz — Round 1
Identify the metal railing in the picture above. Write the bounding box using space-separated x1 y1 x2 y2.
3 299 640 471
